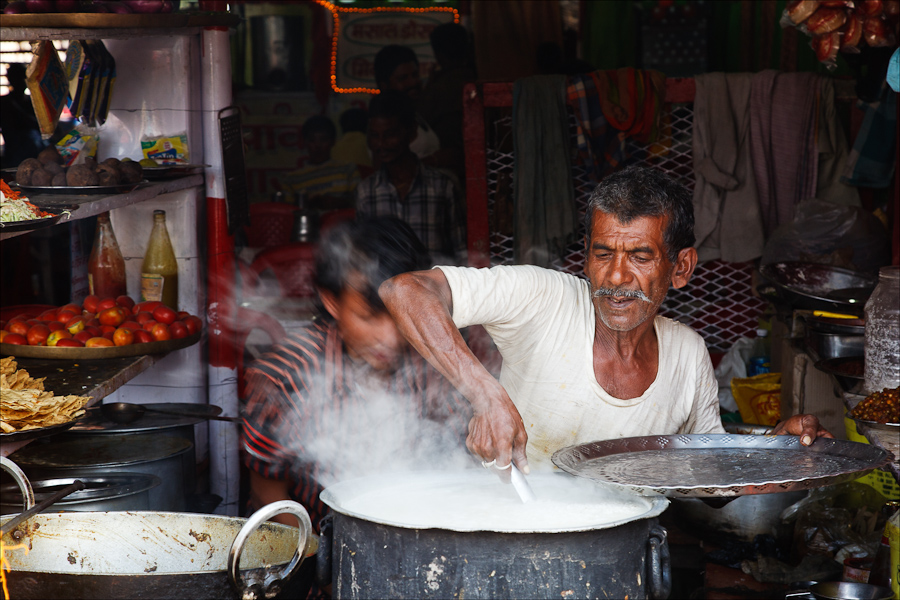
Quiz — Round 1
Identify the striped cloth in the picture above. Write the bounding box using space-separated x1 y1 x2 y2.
241 319 471 528
281 159 360 203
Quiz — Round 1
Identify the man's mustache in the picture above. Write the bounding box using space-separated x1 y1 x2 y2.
592 286 652 303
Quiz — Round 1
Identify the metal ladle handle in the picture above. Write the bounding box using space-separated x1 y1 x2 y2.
228 500 313 600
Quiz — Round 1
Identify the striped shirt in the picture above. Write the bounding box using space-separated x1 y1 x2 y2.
355 160 466 264
241 319 471 528
281 159 360 203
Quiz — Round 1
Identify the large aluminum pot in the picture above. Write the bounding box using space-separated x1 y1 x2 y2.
0 474 160 514
319 470 671 600
0 502 314 600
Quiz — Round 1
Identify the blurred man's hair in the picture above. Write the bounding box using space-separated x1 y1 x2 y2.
315 215 431 311
368 90 417 131
374 45 418 88
302 115 337 141
584 166 695 262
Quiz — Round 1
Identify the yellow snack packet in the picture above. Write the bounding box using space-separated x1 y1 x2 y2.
141 133 189 164
731 372 782 426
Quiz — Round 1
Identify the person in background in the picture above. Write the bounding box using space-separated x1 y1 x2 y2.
331 107 372 172
356 90 466 265
241 214 470 530
281 115 360 211
417 22 475 182
0 63 47 168
379 166 832 475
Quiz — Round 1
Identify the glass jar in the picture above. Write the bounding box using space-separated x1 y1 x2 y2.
863 265 900 393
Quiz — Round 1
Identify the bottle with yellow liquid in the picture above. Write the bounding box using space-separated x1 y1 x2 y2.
140 210 178 309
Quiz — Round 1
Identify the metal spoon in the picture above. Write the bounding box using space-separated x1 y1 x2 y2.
101 402 241 424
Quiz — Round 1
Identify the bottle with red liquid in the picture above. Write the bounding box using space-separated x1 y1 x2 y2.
88 212 127 298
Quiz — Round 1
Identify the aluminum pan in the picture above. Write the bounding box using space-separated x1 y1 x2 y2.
551 434 892 498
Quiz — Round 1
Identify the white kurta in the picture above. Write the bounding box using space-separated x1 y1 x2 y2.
437 264 725 467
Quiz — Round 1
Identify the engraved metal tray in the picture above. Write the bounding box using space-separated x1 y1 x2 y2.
551 434 893 498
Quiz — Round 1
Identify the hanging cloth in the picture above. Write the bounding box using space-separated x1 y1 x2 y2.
512 75 577 267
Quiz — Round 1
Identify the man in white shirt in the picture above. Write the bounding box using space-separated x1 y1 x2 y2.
379 166 832 473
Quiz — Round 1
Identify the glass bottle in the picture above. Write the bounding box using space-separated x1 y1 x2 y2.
88 212 127 298
864 266 900 393
140 210 179 309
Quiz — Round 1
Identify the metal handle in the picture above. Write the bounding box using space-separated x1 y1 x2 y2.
647 523 671 599
227 500 313 600
0 457 34 513
315 513 333 587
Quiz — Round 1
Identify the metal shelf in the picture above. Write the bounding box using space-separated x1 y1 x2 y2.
0 175 203 241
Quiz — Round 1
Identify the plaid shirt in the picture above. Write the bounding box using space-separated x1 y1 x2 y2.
241 320 471 529
355 160 466 263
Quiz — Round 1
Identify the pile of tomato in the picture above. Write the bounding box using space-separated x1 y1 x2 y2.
0 295 203 348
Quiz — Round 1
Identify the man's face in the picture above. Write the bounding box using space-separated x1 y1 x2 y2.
384 61 422 99
322 285 407 372
367 116 415 166
305 131 334 166
584 211 676 332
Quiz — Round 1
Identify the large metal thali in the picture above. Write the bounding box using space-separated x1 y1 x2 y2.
0 331 200 360
551 434 892 498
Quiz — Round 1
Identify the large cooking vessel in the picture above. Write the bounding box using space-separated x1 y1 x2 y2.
319 470 671 599
0 474 160 514
0 502 314 600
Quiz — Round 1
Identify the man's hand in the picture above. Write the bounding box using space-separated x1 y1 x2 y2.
771 414 834 446
466 386 529 480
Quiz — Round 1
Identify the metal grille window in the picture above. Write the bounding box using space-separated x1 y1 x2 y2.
466 81 764 353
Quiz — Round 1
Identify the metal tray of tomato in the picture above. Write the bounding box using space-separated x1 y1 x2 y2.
0 331 200 360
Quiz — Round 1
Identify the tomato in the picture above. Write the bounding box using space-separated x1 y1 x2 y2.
116 295 136 311
99 325 116 335
135 311 154 325
177 311 190 320
48 321 66 332
113 327 134 346
4 333 27 345
133 329 154 344
152 305 177 325
56 310 78 323
57 338 85 347
60 303 81 315
65 316 86 335
26 324 51 346
150 323 171 341
97 298 118 312
98 306 128 327
120 321 142 331
102 331 115 341
8 321 29 336
46 330 73 346
183 315 202 335
85 326 102 337
87 318 101 328
142 320 158 332
134 301 162 315
0 331 8 343
169 321 188 339
38 309 58 322
83 295 100 314
86 337 115 347
74 331 92 343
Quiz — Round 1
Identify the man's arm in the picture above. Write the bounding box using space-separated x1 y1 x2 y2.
248 471 297 527
379 269 530 474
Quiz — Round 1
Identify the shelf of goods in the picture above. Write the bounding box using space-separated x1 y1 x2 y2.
1 176 203 240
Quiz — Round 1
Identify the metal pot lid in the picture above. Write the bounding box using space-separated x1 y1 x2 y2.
759 262 876 308
320 469 668 534
69 403 221 434
0 474 161 508
8 434 192 469
552 434 892 498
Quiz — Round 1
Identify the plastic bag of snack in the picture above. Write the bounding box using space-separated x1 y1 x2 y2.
732 373 782 426
56 126 99 167
25 41 68 139
141 133 189 164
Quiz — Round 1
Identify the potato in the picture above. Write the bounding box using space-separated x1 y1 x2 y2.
97 171 119 186
66 164 99 187
82 156 98 171
118 161 143 184
16 158 42 186
37 146 62 165
43 161 63 175
30 169 53 187
51 172 68 187
101 158 121 169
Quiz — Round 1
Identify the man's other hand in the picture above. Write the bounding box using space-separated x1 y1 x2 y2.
771 414 834 446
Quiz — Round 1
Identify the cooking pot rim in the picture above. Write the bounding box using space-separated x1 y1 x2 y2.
321 469 668 534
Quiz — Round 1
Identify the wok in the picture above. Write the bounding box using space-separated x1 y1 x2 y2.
758 262 876 313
